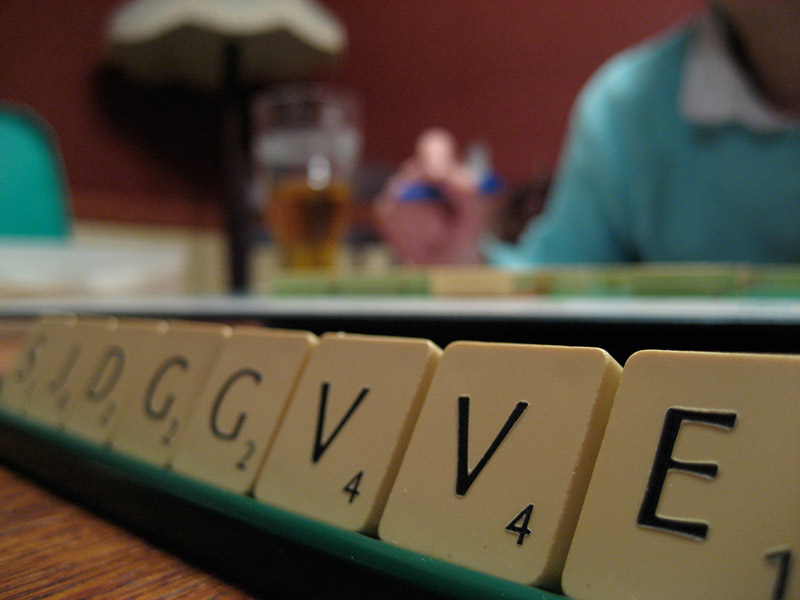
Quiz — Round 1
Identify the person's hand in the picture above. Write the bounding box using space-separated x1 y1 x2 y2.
373 129 487 265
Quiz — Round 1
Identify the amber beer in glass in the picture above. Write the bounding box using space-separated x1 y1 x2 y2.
253 87 361 270
266 174 352 269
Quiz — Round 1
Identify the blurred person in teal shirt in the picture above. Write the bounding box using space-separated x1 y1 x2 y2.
375 0 800 265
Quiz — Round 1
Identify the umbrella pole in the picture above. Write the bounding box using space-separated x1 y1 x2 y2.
222 40 250 292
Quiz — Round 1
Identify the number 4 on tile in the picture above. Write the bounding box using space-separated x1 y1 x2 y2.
506 503 534 545
344 470 364 503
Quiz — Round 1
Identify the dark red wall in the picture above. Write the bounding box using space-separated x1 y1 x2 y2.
0 1 704 227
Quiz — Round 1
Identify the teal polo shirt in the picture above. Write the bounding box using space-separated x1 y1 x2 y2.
487 20 800 265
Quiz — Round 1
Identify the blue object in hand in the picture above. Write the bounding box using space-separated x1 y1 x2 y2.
399 182 445 202
399 174 502 202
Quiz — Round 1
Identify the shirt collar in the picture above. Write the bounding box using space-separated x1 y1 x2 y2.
680 14 798 131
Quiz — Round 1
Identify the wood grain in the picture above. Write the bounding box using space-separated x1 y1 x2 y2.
0 465 255 599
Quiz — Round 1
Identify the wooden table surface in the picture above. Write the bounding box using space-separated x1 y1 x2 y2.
0 464 255 599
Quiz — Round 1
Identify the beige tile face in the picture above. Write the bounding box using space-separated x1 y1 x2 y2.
110 321 229 466
172 327 317 494
26 318 117 427
253 332 441 535
378 342 621 588
0 316 76 414
62 319 167 444
562 350 800 600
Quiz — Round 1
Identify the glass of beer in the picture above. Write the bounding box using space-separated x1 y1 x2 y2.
252 86 361 270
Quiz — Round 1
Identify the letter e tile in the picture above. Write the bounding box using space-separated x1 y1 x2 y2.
562 350 800 600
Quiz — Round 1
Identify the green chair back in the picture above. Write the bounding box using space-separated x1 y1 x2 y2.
0 104 70 237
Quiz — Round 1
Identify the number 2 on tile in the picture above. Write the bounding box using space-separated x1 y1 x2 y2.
236 439 256 471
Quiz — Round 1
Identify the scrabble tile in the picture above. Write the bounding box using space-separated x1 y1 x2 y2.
562 350 800 600
378 341 622 588
172 326 317 494
0 315 76 413
253 332 441 535
428 267 533 296
62 319 167 444
26 317 117 427
110 321 230 466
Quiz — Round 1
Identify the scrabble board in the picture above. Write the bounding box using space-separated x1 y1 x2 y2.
263 264 800 298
